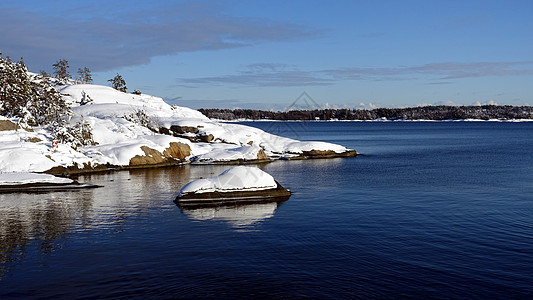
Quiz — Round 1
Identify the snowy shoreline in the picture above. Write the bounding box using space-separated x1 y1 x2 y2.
0 82 357 176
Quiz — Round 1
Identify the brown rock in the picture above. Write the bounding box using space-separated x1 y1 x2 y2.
257 149 269 160
198 134 214 143
170 125 199 134
163 142 191 160
129 146 166 166
0 120 19 131
301 149 358 158
45 162 110 176
25 137 42 143
159 127 170 135
130 143 191 166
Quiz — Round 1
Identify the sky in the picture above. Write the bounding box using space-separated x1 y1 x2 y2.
1 0 532 110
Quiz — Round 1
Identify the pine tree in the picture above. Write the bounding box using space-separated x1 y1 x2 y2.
108 73 127 92
52 58 71 84
0 54 71 126
77 67 93 84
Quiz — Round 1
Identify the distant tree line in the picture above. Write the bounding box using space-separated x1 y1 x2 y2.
199 105 533 121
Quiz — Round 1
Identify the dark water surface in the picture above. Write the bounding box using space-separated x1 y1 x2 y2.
1 121 533 298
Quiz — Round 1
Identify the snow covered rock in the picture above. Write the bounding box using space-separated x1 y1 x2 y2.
176 166 291 206
0 172 100 193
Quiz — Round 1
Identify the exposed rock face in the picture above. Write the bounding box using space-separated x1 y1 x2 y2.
129 142 191 166
163 142 192 160
0 120 19 131
198 134 214 143
176 181 291 208
158 125 216 143
129 146 166 166
170 125 199 134
25 137 42 143
257 149 269 160
45 162 110 176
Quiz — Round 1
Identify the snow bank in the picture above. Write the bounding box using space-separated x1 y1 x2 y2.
179 166 277 196
0 172 73 186
192 144 266 163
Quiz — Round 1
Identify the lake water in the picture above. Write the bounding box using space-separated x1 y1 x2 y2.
1 121 533 298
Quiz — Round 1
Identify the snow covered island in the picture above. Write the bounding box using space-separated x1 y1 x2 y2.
0 82 357 175
176 166 291 207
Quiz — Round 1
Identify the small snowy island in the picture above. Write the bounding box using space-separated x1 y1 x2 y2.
176 166 291 207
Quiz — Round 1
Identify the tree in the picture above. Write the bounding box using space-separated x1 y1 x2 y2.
52 59 71 83
108 73 127 92
1 54 70 126
77 67 93 84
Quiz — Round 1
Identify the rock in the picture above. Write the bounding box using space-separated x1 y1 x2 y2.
176 166 291 207
197 133 214 143
25 137 42 143
0 120 19 131
45 162 110 176
176 181 291 208
163 142 191 161
300 149 358 159
257 149 269 160
129 146 166 166
170 125 199 134
159 127 170 135
129 142 191 167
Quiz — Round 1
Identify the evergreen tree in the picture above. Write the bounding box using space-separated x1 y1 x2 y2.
0 54 71 126
108 73 127 92
52 58 71 84
77 67 93 84
40 70 51 77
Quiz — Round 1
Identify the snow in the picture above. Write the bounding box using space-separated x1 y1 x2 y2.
192 144 265 163
0 172 73 186
0 80 355 173
179 166 277 196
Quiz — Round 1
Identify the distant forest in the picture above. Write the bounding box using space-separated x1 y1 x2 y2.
199 105 533 121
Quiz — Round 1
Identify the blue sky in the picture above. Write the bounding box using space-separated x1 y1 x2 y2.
1 0 532 109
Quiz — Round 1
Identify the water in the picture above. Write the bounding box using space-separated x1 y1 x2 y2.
1 121 533 298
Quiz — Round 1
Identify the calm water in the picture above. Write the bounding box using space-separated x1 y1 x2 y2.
1 121 533 298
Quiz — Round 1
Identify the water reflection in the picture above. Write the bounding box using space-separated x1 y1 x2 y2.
180 202 282 228
0 190 95 278
0 164 287 278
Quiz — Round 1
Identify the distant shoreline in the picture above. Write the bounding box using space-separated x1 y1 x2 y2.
219 118 533 123
199 105 533 122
